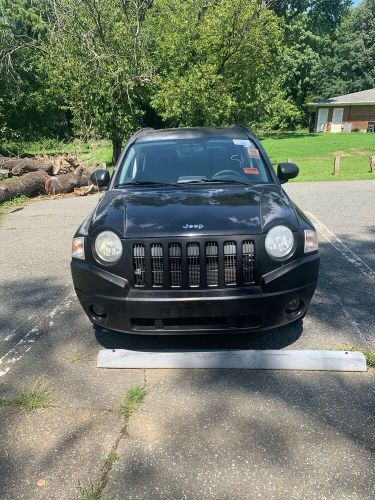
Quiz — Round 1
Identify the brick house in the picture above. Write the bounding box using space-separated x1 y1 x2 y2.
309 88 375 133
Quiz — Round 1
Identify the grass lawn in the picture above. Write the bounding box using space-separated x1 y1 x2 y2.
261 131 375 182
1 131 374 182
0 138 112 167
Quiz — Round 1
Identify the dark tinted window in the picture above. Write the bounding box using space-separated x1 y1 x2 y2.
116 138 270 185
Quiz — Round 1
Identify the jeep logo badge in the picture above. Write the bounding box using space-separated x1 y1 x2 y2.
182 224 204 229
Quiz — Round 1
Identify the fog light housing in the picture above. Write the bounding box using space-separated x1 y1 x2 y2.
285 299 303 314
91 304 107 318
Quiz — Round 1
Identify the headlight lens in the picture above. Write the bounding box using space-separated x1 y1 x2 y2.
304 229 318 253
94 231 123 263
72 237 85 260
265 225 294 259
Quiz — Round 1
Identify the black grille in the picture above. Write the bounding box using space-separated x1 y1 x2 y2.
205 242 219 286
224 241 236 285
242 240 255 284
133 244 145 286
169 243 182 287
151 244 163 286
132 239 255 289
187 243 201 287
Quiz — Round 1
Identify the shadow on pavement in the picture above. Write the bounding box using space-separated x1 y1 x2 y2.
1 234 375 499
103 368 375 499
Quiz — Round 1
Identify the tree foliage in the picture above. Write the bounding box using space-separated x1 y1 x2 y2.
0 0 372 159
148 0 300 131
315 0 375 98
273 0 352 125
0 0 66 140
270 0 352 33
43 0 153 161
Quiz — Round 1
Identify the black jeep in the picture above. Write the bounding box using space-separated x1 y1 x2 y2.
71 125 319 335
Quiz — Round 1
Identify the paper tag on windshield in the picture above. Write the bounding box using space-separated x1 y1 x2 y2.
247 147 260 158
233 139 251 147
243 167 259 175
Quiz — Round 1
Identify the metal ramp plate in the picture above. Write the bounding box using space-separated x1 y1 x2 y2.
97 349 367 372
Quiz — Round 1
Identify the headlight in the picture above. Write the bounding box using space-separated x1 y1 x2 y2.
72 237 85 260
265 225 294 259
304 229 318 253
94 231 123 264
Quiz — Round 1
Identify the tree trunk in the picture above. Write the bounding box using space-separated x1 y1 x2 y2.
11 158 54 176
112 137 123 165
45 167 90 195
0 170 49 203
0 157 54 176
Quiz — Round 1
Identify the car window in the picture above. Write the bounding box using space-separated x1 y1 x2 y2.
115 138 270 185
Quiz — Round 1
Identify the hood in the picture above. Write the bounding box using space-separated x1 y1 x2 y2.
89 184 299 238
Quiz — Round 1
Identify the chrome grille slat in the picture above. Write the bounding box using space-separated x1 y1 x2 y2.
133 244 145 286
224 241 237 285
187 243 200 287
169 243 182 287
205 242 219 287
151 243 164 287
242 240 255 284
132 239 255 289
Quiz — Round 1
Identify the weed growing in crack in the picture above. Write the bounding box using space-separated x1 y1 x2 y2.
77 480 102 500
77 386 146 498
105 450 119 469
120 386 147 417
77 450 119 499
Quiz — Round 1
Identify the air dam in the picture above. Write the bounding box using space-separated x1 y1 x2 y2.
97 349 367 372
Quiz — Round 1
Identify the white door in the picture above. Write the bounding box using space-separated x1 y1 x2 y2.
331 107 344 133
316 108 328 132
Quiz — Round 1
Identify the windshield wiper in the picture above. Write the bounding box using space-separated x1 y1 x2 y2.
115 180 177 187
179 178 250 186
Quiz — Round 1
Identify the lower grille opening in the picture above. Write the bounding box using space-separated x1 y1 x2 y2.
163 317 227 327
131 315 261 331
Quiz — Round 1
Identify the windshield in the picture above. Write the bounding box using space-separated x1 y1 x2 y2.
115 137 271 186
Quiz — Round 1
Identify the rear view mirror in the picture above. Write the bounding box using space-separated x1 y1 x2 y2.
90 169 110 189
277 162 299 184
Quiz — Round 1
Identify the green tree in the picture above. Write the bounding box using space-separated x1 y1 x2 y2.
270 1 352 32
44 0 153 162
270 1 352 125
278 14 329 114
315 0 375 98
147 0 300 131
0 0 66 141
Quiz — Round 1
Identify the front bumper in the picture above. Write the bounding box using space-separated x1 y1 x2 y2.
71 253 319 335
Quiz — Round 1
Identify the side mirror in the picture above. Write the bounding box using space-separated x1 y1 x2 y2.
90 169 110 189
277 162 299 184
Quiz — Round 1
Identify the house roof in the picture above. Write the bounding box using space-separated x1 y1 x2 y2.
309 88 375 107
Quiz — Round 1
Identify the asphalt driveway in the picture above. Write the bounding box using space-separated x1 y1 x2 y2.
0 180 374 499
